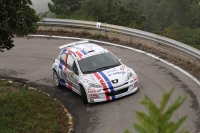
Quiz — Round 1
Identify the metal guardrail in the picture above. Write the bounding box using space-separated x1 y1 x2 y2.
38 18 200 60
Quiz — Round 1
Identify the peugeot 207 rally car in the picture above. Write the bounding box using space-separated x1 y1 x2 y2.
52 40 139 103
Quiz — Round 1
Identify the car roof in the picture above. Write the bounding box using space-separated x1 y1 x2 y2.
59 41 108 60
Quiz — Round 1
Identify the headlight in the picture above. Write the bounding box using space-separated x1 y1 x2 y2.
127 69 133 80
127 72 133 80
85 79 102 88
89 82 102 88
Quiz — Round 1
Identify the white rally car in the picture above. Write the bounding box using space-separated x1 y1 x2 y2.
52 40 139 103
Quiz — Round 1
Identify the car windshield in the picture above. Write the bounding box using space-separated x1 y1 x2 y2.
78 52 121 74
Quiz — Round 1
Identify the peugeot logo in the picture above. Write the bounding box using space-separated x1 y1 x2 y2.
111 79 118 84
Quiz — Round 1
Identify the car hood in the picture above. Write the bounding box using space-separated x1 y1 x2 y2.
83 65 128 88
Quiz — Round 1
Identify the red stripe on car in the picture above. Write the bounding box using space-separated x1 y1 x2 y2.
75 51 82 59
93 72 110 101
68 82 72 90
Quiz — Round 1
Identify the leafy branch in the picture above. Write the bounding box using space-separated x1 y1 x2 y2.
125 88 189 133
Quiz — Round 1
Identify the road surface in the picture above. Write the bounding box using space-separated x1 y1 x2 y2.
0 37 199 133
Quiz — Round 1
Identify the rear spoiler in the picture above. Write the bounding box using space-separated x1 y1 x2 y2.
59 40 89 49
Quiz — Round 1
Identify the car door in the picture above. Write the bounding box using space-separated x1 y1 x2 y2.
59 52 68 84
66 54 80 93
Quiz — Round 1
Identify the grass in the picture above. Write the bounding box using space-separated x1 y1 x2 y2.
112 37 120 42
91 33 108 40
186 60 191 65
79 30 91 36
0 79 71 133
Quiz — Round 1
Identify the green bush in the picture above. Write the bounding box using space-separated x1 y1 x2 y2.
125 88 189 133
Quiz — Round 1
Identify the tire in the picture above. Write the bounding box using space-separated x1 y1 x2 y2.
80 85 88 104
53 70 60 87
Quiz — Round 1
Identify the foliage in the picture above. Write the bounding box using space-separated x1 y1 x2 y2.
0 0 40 52
75 0 108 21
104 0 145 29
48 0 200 49
125 88 189 133
0 79 70 133
134 0 200 49
49 0 146 29
163 23 200 50
48 0 84 18
37 11 49 20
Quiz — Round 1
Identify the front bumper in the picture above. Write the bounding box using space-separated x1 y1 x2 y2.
87 79 139 103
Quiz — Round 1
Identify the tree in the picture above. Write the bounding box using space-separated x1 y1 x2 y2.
76 0 146 29
75 0 108 21
48 0 84 18
0 0 39 52
125 88 189 133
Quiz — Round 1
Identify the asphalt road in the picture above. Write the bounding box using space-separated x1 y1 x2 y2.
0 37 200 133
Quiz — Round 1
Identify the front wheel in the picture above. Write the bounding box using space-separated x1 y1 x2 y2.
80 85 88 104
53 70 60 87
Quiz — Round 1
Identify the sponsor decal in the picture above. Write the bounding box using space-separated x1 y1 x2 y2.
66 70 72 75
61 71 68 81
107 69 118 73
89 74 96 81
80 77 85 83
88 88 96 93
108 71 126 76
120 65 126 71
71 73 74 78
74 75 78 82
113 71 126 75
89 94 98 99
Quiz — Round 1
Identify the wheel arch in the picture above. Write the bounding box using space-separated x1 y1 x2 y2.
79 83 89 104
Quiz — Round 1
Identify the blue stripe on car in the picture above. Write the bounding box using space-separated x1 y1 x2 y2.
59 63 63 69
62 49 67 54
81 50 87 55
98 71 115 100
60 78 66 84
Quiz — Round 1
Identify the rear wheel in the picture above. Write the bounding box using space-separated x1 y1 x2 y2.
80 85 88 104
53 70 60 87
